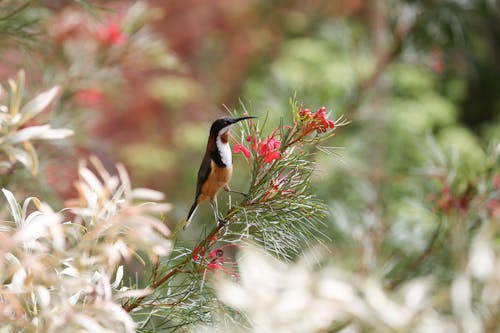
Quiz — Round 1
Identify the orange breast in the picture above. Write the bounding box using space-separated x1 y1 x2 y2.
199 161 232 202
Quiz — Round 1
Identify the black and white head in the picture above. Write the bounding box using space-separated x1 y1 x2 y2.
210 116 256 139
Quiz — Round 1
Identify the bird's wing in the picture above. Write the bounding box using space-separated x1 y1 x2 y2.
195 153 212 198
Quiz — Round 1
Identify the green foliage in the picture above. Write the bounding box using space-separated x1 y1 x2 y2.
0 1 45 50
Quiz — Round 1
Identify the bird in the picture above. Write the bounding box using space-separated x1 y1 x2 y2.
184 116 256 230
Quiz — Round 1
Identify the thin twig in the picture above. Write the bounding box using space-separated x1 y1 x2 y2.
123 223 225 312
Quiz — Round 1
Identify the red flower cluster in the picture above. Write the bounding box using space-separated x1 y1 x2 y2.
97 21 127 46
258 135 281 163
299 106 335 134
233 134 282 164
192 240 238 277
192 235 218 261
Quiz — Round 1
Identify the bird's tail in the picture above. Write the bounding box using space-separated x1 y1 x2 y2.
183 200 199 230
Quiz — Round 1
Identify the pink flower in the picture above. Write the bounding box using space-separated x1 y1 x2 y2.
233 143 251 158
97 21 127 46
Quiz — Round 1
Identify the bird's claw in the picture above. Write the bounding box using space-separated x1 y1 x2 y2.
217 218 227 227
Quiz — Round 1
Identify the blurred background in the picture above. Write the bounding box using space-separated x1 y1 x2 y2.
1 1 499 331
1 0 499 241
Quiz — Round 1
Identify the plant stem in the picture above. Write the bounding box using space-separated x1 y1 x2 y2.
123 222 226 313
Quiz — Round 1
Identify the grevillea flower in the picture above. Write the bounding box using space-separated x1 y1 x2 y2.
233 143 251 158
314 107 336 131
259 135 281 163
192 244 204 261
192 243 238 278
97 21 127 46
299 106 335 134
192 236 218 261
299 107 313 119
206 246 239 278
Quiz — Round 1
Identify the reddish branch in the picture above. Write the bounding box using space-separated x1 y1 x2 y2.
123 223 224 312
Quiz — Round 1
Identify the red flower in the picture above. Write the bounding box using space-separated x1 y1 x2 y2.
313 107 335 132
97 21 127 46
259 135 281 163
299 107 313 119
431 48 444 74
206 247 238 278
209 248 224 258
299 106 335 135
233 143 251 158
192 236 218 261
192 244 204 261
263 150 281 163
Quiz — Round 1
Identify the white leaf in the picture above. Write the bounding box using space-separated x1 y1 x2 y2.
35 128 73 140
3 146 31 171
73 314 111 333
19 86 60 124
6 125 49 143
131 188 165 201
469 231 495 280
2 188 22 227
112 265 124 288
21 196 43 221
79 166 104 194
61 267 80 277
6 125 72 143
36 286 51 307
114 288 152 300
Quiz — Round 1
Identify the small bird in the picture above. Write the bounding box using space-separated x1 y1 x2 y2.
184 116 255 230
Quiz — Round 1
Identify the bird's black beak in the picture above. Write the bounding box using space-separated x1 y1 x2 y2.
230 116 256 124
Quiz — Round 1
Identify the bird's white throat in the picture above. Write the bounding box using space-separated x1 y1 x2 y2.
216 135 232 168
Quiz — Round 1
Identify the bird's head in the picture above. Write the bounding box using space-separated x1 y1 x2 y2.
210 116 256 139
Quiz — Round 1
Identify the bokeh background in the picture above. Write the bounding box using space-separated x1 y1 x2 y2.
1 0 500 331
1 0 499 262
